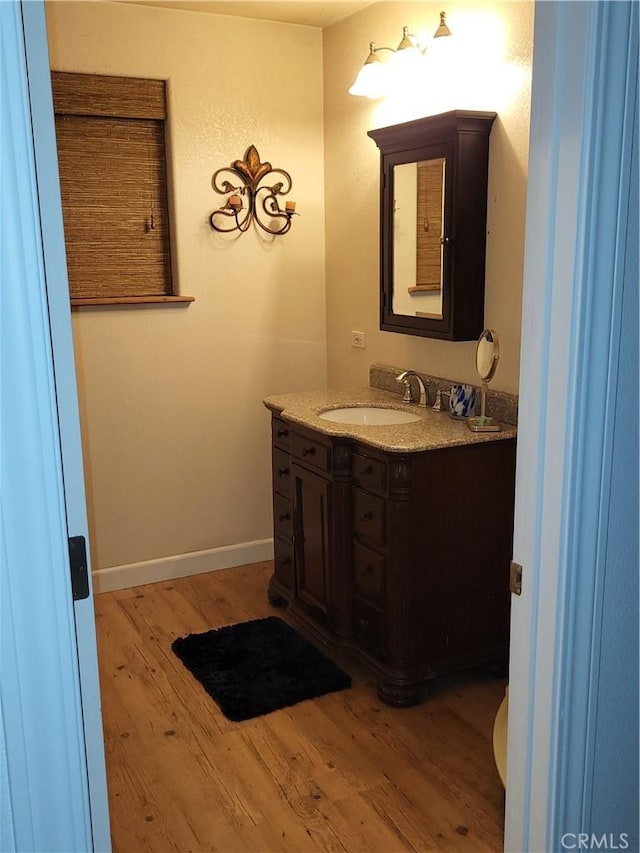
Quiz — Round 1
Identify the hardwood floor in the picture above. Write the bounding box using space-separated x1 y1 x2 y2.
94 561 506 852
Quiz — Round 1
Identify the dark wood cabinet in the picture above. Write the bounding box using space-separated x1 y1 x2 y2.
368 110 496 341
268 413 516 706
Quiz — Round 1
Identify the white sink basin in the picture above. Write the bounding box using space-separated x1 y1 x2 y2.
318 406 421 425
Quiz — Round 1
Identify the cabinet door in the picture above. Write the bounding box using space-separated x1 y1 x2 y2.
292 464 331 625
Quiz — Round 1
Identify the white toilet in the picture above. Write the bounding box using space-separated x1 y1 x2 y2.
493 685 508 787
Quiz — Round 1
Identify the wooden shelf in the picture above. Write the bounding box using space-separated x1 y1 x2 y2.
71 295 195 307
407 284 441 293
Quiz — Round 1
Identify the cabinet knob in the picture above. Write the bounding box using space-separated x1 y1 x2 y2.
277 467 290 477
277 429 288 439
302 446 316 457
280 557 292 567
358 618 369 628
278 512 291 522
360 510 374 521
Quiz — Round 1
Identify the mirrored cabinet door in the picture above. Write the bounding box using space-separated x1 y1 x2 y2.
392 154 448 321
369 110 496 341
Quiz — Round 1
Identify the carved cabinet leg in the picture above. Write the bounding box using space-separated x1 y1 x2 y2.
377 681 425 708
267 575 289 608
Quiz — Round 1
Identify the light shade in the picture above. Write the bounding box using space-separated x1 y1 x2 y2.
386 40 424 86
348 49 389 99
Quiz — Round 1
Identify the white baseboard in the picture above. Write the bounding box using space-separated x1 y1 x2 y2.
92 539 274 594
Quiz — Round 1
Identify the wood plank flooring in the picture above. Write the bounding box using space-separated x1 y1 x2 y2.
94 561 506 852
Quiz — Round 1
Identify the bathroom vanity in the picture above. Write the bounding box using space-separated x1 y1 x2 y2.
264 386 517 706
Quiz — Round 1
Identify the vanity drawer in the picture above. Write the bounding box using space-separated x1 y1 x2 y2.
273 492 293 540
272 447 292 497
352 452 386 495
353 597 385 658
291 430 331 473
273 535 294 592
353 487 386 547
353 541 385 603
272 416 291 450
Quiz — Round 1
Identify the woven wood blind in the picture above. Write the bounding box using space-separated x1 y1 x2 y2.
416 158 445 288
51 72 166 120
52 73 172 301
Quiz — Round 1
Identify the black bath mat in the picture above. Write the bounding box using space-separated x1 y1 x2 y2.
171 616 351 722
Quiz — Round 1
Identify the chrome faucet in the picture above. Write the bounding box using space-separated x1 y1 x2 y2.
396 370 430 407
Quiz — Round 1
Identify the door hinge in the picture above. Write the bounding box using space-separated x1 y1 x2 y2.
510 560 523 596
68 535 90 601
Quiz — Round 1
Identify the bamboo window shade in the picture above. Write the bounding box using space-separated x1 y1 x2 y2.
52 72 174 303
415 158 446 290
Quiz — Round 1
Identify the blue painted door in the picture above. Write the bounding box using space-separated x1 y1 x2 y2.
505 2 638 850
1 2 110 849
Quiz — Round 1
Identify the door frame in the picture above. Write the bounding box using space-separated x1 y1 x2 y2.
3 0 636 850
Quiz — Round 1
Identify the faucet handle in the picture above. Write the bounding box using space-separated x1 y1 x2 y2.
395 372 413 403
432 388 450 412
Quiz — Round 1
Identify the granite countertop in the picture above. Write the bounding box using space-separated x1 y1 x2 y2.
264 387 517 453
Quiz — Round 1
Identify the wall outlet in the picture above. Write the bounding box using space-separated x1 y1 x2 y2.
351 330 366 349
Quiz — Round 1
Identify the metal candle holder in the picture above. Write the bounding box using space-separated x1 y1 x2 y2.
209 145 297 236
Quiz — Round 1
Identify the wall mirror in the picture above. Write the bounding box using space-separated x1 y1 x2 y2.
368 110 496 341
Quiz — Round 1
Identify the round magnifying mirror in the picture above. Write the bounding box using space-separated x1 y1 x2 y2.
476 329 499 381
468 329 502 432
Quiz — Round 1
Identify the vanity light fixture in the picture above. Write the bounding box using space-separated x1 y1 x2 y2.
209 145 297 236
348 11 452 99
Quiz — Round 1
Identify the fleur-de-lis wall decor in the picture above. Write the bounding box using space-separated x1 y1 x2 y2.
209 145 298 236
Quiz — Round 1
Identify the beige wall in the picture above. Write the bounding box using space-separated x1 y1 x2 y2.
46 2 327 572
46 0 532 580
323 1 534 394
